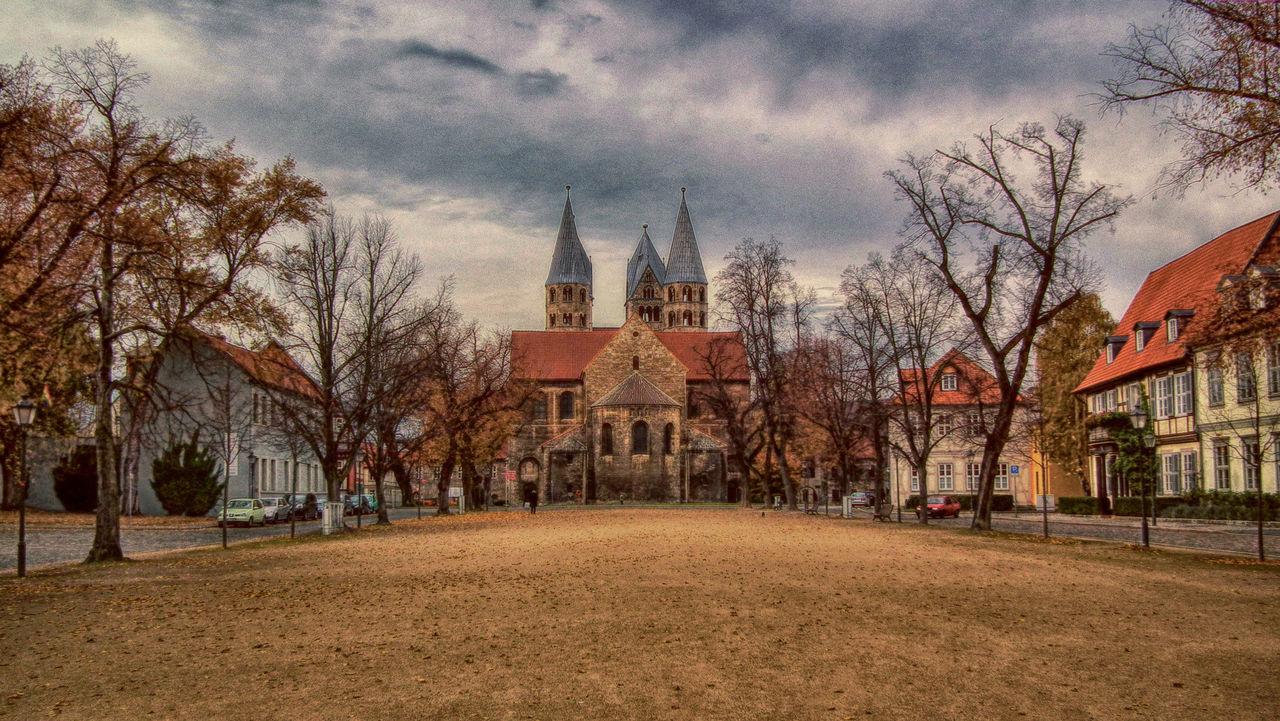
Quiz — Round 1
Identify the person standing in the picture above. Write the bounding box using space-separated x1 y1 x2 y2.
529 487 539 514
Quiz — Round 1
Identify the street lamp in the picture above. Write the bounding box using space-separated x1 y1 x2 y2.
13 398 36 578
1129 405 1156 548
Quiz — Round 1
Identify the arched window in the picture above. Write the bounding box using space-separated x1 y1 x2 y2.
683 286 692 301
699 288 705 302
578 313 585 326
632 355 639 370
683 310 692 326
601 424 613 455
549 315 556 327
563 313 571 325
531 396 547 420
579 289 586 303
699 312 705 327
663 423 674 454
631 421 648 455
668 287 675 301
643 287 652 299
687 390 700 418
668 311 676 327
558 391 574 420
549 288 556 302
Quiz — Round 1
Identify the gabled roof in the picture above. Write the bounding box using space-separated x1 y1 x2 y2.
181 327 321 400
545 187 593 287
625 226 666 298
686 427 728 451
1074 211 1280 395
511 328 748 382
897 348 1005 406
593 373 681 407
541 425 585 451
664 188 707 285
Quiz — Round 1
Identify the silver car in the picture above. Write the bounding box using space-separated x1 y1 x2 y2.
260 497 291 524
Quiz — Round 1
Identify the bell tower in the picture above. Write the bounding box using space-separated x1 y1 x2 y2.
661 188 708 332
545 186 594 331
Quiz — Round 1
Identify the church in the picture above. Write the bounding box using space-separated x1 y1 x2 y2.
502 187 750 504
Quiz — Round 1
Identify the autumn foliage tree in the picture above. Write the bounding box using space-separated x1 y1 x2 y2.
1033 293 1115 494
1103 1 1280 191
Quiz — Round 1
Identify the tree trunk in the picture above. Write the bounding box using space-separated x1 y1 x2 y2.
373 465 390 525
436 446 455 516
390 457 414 504
87 238 123 563
971 408 1016 531
774 433 797 511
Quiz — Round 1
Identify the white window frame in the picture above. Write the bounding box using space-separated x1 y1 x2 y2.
910 467 919 492
1208 366 1225 406
966 462 980 491
936 414 952 437
1155 375 1173 419
1126 383 1140 412
994 462 1010 491
1162 453 1181 495
1135 330 1145 352
1182 451 1199 492
941 373 957 391
1244 437 1261 491
1269 342 1280 397
1237 352 1257 403
1167 318 1178 342
1173 372 1192 416
938 463 954 491
1213 440 1232 490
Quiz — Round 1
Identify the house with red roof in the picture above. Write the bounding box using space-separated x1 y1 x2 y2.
888 349 1042 509
502 189 749 504
1074 212 1280 511
126 326 331 515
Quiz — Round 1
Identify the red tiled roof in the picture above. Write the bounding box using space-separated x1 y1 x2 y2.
511 329 749 382
185 328 322 400
1074 212 1280 394
897 348 1006 405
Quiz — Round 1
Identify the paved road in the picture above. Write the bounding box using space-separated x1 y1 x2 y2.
854 509 1278 557
0 506 428 573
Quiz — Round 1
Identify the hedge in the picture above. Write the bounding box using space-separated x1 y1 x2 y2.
1057 497 1097 515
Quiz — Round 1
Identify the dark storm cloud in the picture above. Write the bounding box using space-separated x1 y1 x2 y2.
394 39 503 74
516 69 568 96
127 0 327 38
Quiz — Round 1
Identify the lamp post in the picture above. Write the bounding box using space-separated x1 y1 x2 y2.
13 398 36 578
1128 405 1155 548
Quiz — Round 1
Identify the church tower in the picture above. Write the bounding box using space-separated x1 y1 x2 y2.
624 224 666 330
545 186 593 331
661 188 708 331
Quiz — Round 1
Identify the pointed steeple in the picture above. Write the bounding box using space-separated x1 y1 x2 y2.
664 187 707 284
545 186 593 286
625 224 666 298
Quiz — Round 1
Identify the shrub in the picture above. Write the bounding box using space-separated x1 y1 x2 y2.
1058 496 1098 515
150 434 223 516
52 445 98 513
991 494 1014 512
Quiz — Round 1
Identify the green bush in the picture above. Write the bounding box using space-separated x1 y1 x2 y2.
150 434 223 516
52 445 98 513
1058 496 1098 515
1164 503 1278 521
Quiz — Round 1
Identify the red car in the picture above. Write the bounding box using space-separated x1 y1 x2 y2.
918 495 961 518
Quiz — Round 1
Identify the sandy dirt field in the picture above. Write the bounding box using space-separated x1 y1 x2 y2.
1 508 1277 721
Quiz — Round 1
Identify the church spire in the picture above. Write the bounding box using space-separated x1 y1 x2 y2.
626 224 666 298
663 187 707 284
545 185 593 287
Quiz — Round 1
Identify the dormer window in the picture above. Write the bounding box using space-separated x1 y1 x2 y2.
1133 322 1159 353
1164 309 1193 343
1105 335 1127 364
1134 332 1144 352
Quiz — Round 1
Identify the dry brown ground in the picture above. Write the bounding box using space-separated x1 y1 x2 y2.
1 509 1277 721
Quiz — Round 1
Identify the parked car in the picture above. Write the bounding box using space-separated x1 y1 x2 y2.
918 495 962 519
313 495 329 519
849 492 875 507
292 493 319 521
217 498 265 527
260 497 291 524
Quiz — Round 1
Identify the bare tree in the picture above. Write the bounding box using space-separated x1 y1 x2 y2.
888 117 1128 530
417 294 530 514
846 249 963 524
691 335 764 507
1102 1 1280 192
715 237 809 510
790 331 867 501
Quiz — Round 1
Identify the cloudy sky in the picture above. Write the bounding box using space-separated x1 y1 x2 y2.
4 1 1275 330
